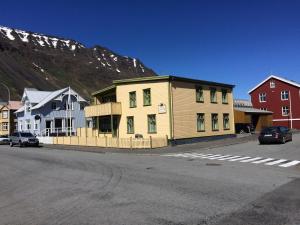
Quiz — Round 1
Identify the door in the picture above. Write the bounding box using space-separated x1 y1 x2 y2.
112 116 120 137
46 121 51 135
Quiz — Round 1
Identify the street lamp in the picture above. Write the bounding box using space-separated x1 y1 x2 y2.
1 83 11 135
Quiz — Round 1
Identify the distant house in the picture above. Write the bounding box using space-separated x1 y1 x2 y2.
15 87 88 136
249 75 300 129
0 101 22 136
234 99 273 133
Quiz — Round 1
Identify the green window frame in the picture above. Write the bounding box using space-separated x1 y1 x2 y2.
197 113 205 132
129 91 136 108
143 88 151 106
127 116 134 134
222 89 228 104
196 86 204 103
211 113 219 131
147 114 157 133
210 88 217 103
223 113 230 130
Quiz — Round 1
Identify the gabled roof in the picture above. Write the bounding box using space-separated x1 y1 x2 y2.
16 87 87 113
22 88 52 104
30 88 69 110
7 101 22 110
248 75 300 94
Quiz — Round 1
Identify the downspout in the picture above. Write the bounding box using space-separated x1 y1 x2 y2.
289 90 293 129
168 77 174 140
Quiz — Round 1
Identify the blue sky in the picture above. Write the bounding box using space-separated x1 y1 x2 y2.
1 0 300 99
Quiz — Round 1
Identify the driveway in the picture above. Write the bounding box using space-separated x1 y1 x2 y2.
0 134 299 225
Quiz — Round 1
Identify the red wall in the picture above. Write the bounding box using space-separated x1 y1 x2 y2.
250 78 300 129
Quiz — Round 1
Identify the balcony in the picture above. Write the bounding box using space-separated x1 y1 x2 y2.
84 102 122 117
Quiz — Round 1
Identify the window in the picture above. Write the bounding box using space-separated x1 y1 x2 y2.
143 89 151 106
223 114 230 130
129 91 137 108
196 86 204 102
34 120 38 130
80 103 85 110
19 121 23 131
147 114 156 133
197 113 205 132
282 106 289 116
51 102 57 110
259 93 266 102
222 89 228 104
26 120 31 130
2 110 8 119
2 122 8 131
99 116 112 133
281 91 289 100
211 114 219 131
64 102 74 110
260 108 267 111
270 80 275 88
127 116 134 134
210 88 217 103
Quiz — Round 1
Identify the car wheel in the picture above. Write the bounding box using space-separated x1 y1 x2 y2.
259 141 264 145
10 142 14 147
281 137 286 144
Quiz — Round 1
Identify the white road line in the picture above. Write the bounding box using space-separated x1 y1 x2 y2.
279 160 300 168
252 158 274 164
265 159 288 165
201 154 223 159
184 153 208 158
240 157 262 162
218 156 241 161
208 155 232 160
229 156 252 161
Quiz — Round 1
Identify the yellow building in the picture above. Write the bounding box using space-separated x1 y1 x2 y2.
85 76 235 143
0 101 22 136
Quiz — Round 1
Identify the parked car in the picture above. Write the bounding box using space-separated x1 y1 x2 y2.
235 123 255 134
258 126 292 144
9 132 39 147
0 135 10 145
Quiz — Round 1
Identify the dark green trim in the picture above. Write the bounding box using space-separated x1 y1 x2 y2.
168 81 173 139
113 75 235 88
92 85 116 96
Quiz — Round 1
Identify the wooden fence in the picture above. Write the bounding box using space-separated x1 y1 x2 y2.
51 128 168 149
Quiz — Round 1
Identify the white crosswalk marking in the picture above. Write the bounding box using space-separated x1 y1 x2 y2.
218 156 241 161
163 153 299 169
208 155 232 160
252 158 274 164
240 157 262 162
265 159 288 165
279 160 300 168
229 156 251 161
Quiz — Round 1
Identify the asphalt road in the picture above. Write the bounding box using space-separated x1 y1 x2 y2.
0 134 299 225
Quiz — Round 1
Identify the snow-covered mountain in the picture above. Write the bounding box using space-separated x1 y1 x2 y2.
0 25 156 100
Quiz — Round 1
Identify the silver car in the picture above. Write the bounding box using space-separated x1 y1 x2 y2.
0 135 10 145
9 132 39 147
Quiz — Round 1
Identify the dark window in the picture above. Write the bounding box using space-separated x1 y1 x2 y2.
129 91 137 108
210 88 217 103
147 114 156 133
143 89 151 106
127 116 134 134
196 86 204 102
99 116 112 133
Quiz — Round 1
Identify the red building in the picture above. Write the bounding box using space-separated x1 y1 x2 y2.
249 75 300 129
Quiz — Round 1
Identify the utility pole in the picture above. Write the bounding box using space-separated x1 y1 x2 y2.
1 83 11 135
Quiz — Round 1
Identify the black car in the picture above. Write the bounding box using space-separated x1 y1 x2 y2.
258 126 292 144
9 132 39 147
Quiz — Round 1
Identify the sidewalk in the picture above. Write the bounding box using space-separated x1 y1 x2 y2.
42 134 258 155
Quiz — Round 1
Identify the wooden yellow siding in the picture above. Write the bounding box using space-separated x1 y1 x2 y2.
116 81 171 138
234 109 251 123
171 81 235 139
84 102 122 117
0 106 10 135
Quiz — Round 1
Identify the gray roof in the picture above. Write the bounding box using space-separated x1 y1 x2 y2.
16 87 87 113
234 107 273 114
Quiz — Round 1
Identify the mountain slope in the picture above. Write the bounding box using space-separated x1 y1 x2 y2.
0 25 156 100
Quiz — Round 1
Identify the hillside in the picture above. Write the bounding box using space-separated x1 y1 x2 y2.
0 25 156 101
